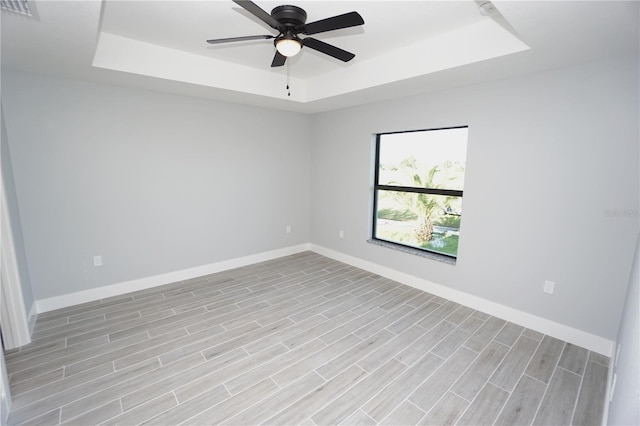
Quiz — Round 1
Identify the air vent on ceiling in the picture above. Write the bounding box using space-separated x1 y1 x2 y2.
0 0 34 17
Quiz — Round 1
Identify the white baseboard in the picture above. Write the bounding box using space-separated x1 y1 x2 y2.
35 244 310 313
1 394 9 425
310 244 614 357
27 303 37 335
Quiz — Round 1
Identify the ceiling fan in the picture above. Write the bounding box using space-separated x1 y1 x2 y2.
206 0 365 67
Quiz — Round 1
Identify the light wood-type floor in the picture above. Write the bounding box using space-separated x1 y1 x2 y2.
5 252 609 425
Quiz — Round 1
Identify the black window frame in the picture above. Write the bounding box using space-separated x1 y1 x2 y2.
372 126 467 260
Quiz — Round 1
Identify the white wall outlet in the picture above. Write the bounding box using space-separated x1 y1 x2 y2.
286 225 291 234
93 255 102 267
339 230 344 239
543 280 555 294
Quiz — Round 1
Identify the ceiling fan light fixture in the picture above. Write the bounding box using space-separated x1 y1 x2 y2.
275 38 302 57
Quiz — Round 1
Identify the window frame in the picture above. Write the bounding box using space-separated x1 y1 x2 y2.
371 126 467 260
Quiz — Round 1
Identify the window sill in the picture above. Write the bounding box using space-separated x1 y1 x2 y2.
367 239 456 265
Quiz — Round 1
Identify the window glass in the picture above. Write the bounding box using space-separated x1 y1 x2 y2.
373 127 468 258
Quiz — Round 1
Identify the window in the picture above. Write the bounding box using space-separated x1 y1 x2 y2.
372 126 468 259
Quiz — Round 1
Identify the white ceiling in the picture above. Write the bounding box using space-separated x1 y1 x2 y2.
1 1 638 113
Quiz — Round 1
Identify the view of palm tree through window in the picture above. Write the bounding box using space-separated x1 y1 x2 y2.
373 127 468 258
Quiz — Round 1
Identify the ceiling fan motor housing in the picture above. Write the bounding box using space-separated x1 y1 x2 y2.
271 5 307 27
207 1 364 67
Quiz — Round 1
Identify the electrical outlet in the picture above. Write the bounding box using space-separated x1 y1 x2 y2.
339 230 344 239
286 225 291 234
93 255 102 267
543 280 555 294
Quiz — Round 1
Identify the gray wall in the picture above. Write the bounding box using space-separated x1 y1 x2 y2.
309 55 639 341
2 55 638 344
1 106 34 315
607 233 639 425
1 72 311 300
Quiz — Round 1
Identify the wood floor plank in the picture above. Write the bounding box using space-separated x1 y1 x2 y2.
9 368 64 397
525 335 565 384
200 318 293 358
532 367 581 426
8 358 160 425
494 374 547 426
120 347 248 411
66 311 172 346
451 340 510 401
493 322 524 346
408 347 477 413
66 328 189 376
572 360 608 426
282 311 358 350
101 393 178 426
405 291 436 308
363 352 443 421
311 359 407 425
243 314 327 354
522 328 544 342
263 365 368 425
12 363 115 409
317 330 394 380
318 308 386 345
378 287 421 311
225 339 326 395
289 294 356 322
416 300 461 331
381 401 425 426
464 316 506 353
173 343 288 403
60 353 204 422
222 372 326 426
394 320 456 366
141 385 230 426
256 295 329 326
353 304 414 340
588 351 610 367
340 409 377 425
357 325 427 372
418 392 468 426
456 383 509 425
430 315 484 359
350 287 405 315
182 378 279 425
386 301 441 334
321 291 380 319
154 322 259 367
557 342 588 376
443 305 475 325
5 341 67 366
129 306 224 339
61 400 121 426
489 335 539 392
16 408 60 426
7 330 144 377
272 334 361 386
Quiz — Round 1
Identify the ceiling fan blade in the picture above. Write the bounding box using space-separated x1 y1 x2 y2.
232 0 281 30
300 11 364 35
302 37 355 62
206 35 274 44
271 51 287 67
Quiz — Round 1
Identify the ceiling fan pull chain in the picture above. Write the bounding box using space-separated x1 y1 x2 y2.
286 61 291 97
